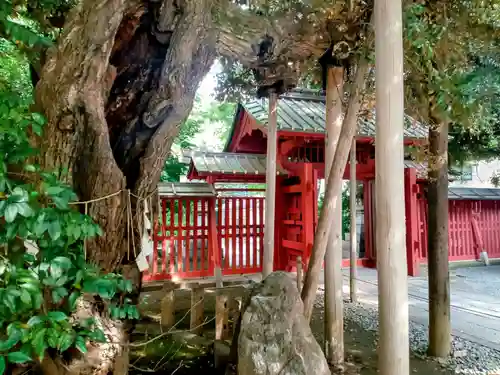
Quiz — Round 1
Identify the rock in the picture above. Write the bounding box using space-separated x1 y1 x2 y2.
453 349 468 358
238 272 330 375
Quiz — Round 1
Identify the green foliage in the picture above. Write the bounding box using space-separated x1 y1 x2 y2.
161 98 236 182
404 1 500 164
0 43 138 374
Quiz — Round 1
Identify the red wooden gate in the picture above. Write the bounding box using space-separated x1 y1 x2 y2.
143 193 265 282
216 196 264 275
143 197 213 281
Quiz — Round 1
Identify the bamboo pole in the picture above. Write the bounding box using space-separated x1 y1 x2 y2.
263 91 278 278
324 66 344 365
349 138 357 303
375 0 410 373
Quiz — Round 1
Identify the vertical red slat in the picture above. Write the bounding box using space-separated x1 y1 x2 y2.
201 199 207 271
259 198 264 265
178 198 184 273
252 198 257 268
238 198 244 270
160 199 167 274
185 198 194 272
458 201 464 258
169 199 175 274
224 198 230 269
217 198 223 269
232 198 237 271
245 198 251 268
193 199 198 271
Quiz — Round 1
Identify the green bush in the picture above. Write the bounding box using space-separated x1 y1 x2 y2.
0 54 137 374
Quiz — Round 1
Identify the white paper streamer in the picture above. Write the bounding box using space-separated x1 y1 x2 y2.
141 231 154 256
135 251 149 272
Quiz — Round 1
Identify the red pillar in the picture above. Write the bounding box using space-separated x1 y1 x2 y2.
208 198 222 285
301 163 315 269
363 181 374 266
404 168 420 276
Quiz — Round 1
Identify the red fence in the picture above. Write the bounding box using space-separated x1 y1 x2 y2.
416 198 500 262
217 197 264 275
143 195 264 282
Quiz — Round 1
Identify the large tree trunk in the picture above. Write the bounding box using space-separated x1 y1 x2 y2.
301 54 370 321
427 118 451 358
34 0 217 372
323 66 344 365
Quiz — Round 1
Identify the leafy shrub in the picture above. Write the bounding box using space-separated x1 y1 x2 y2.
0 58 138 375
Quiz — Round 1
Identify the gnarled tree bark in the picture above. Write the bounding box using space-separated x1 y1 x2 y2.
33 0 336 372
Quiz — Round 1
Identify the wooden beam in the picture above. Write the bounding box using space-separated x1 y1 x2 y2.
324 66 344 365
263 91 278 278
160 285 176 330
215 294 231 340
190 286 205 334
349 138 358 302
375 0 410 373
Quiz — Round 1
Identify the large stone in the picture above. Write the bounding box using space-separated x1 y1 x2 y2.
238 271 330 375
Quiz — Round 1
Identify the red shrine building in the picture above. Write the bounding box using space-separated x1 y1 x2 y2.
144 88 500 283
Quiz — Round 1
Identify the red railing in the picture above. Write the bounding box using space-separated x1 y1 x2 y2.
217 197 264 275
143 197 213 281
143 195 265 282
416 198 500 262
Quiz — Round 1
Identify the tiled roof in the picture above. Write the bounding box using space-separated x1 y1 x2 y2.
243 88 427 139
404 160 428 179
188 151 287 176
158 182 216 197
448 187 500 200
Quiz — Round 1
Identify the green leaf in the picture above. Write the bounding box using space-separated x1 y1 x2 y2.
75 336 87 354
27 315 44 327
31 112 45 125
20 289 31 306
52 256 73 270
0 329 21 351
3 203 18 223
32 328 47 360
51 287 68 304
89 329 106 343
7 351 31 364
0 356 5 375
68 291 79 310
47 311 67 322
58 332 74 352
48 221 62 240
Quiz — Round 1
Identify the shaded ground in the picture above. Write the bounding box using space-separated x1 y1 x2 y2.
136 280 453 375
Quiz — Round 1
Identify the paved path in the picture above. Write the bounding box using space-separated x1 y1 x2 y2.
332 266 500 351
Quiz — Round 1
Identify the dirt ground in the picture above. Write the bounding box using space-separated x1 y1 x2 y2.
136 286 453 375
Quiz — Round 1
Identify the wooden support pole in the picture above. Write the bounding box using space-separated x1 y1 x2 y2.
349 139 358 303
263 91 278 278
324 66 344 365
296 255 303 293
190 286 205 334
216 294 230 341
160 285 175 330
427 120 451 357
375 0 410 373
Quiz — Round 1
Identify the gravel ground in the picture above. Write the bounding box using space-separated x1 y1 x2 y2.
314 290 500 375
